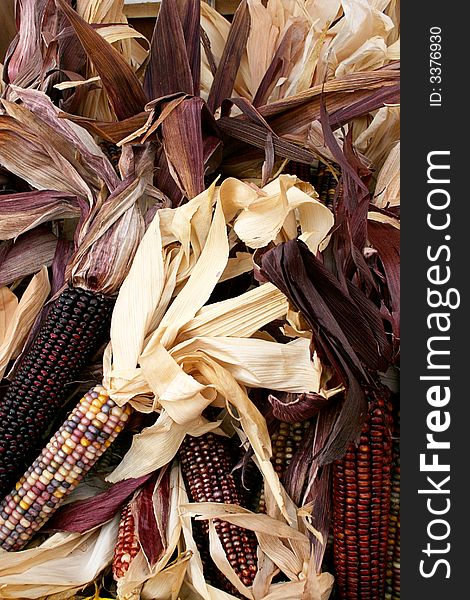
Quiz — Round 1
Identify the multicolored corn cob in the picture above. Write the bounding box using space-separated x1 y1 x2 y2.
179 432 258 594
284 160 314 182
0 386 131 551
314 163 338 210
332 395 393 600
99 141 122 173
258 420 310 513
113 503 140 580
385 413 400 600
0 287 114 498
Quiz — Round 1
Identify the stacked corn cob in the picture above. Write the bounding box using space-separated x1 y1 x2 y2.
179 432 258 595
0 386 131 551
385 412 400 600
0 288 114 499
332 394 393 600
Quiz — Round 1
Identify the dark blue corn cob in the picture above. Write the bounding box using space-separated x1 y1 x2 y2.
0 287 114 498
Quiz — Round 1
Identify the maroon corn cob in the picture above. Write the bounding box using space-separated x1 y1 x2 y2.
0 287 114 498
332 396 393 600
113 503 140 581
179 432 258 595
385 412 400 600
0 386 131 551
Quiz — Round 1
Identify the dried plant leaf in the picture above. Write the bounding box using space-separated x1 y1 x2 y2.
110 210 165 385
368 219 400 348
207 0 251 113
4 0 48 88
220 175 333 253
0 229 57 287
10 86 120 192
208 518 253 598
0 267 50 379
141 552 191 600
58 110 148 144
70 176 146 294
267 391 331 423
326 0 394 77
373 141 400 208
116 464 185 599
161 97 205 200
106 413 221 483
182 503 305 542
136 468 169 568
177 283 287 341
0 517 119 599
55 0 147 120
171 337 321 394
0 288 17 347
144 0 195 99
0 115 93 202
47 474 152 534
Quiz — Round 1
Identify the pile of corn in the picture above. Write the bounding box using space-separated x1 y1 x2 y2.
0 1 400 599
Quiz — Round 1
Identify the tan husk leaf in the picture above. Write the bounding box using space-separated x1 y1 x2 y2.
373 141 400 208
103 175 335 518
0 267 50 379
0 517 119 598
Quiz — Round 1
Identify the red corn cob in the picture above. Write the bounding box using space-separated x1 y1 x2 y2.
332 395 393 600
179 432 258 595
113 503 140 581
0 287 114 498
386 412 400 600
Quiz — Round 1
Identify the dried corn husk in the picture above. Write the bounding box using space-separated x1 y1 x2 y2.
114 464 184 600
372 141 400 208
179 473 334 600
354 105 400 170
73 0 149 121
0 517 119 599
0 63 5 95
0 267 50 379
102 175 335 519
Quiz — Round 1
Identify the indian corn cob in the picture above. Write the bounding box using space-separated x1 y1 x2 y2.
0 385 131 551
314 163 338 210
113 503 140 580
179 432 258 594
258 420 310 513
0 287 114 499
284 160 314 182
385 412 400 600
332 395 393 600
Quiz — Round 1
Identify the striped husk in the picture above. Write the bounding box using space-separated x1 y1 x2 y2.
0 287 114 498
0 386 131 551
332 395 393 600
179 432 258 595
